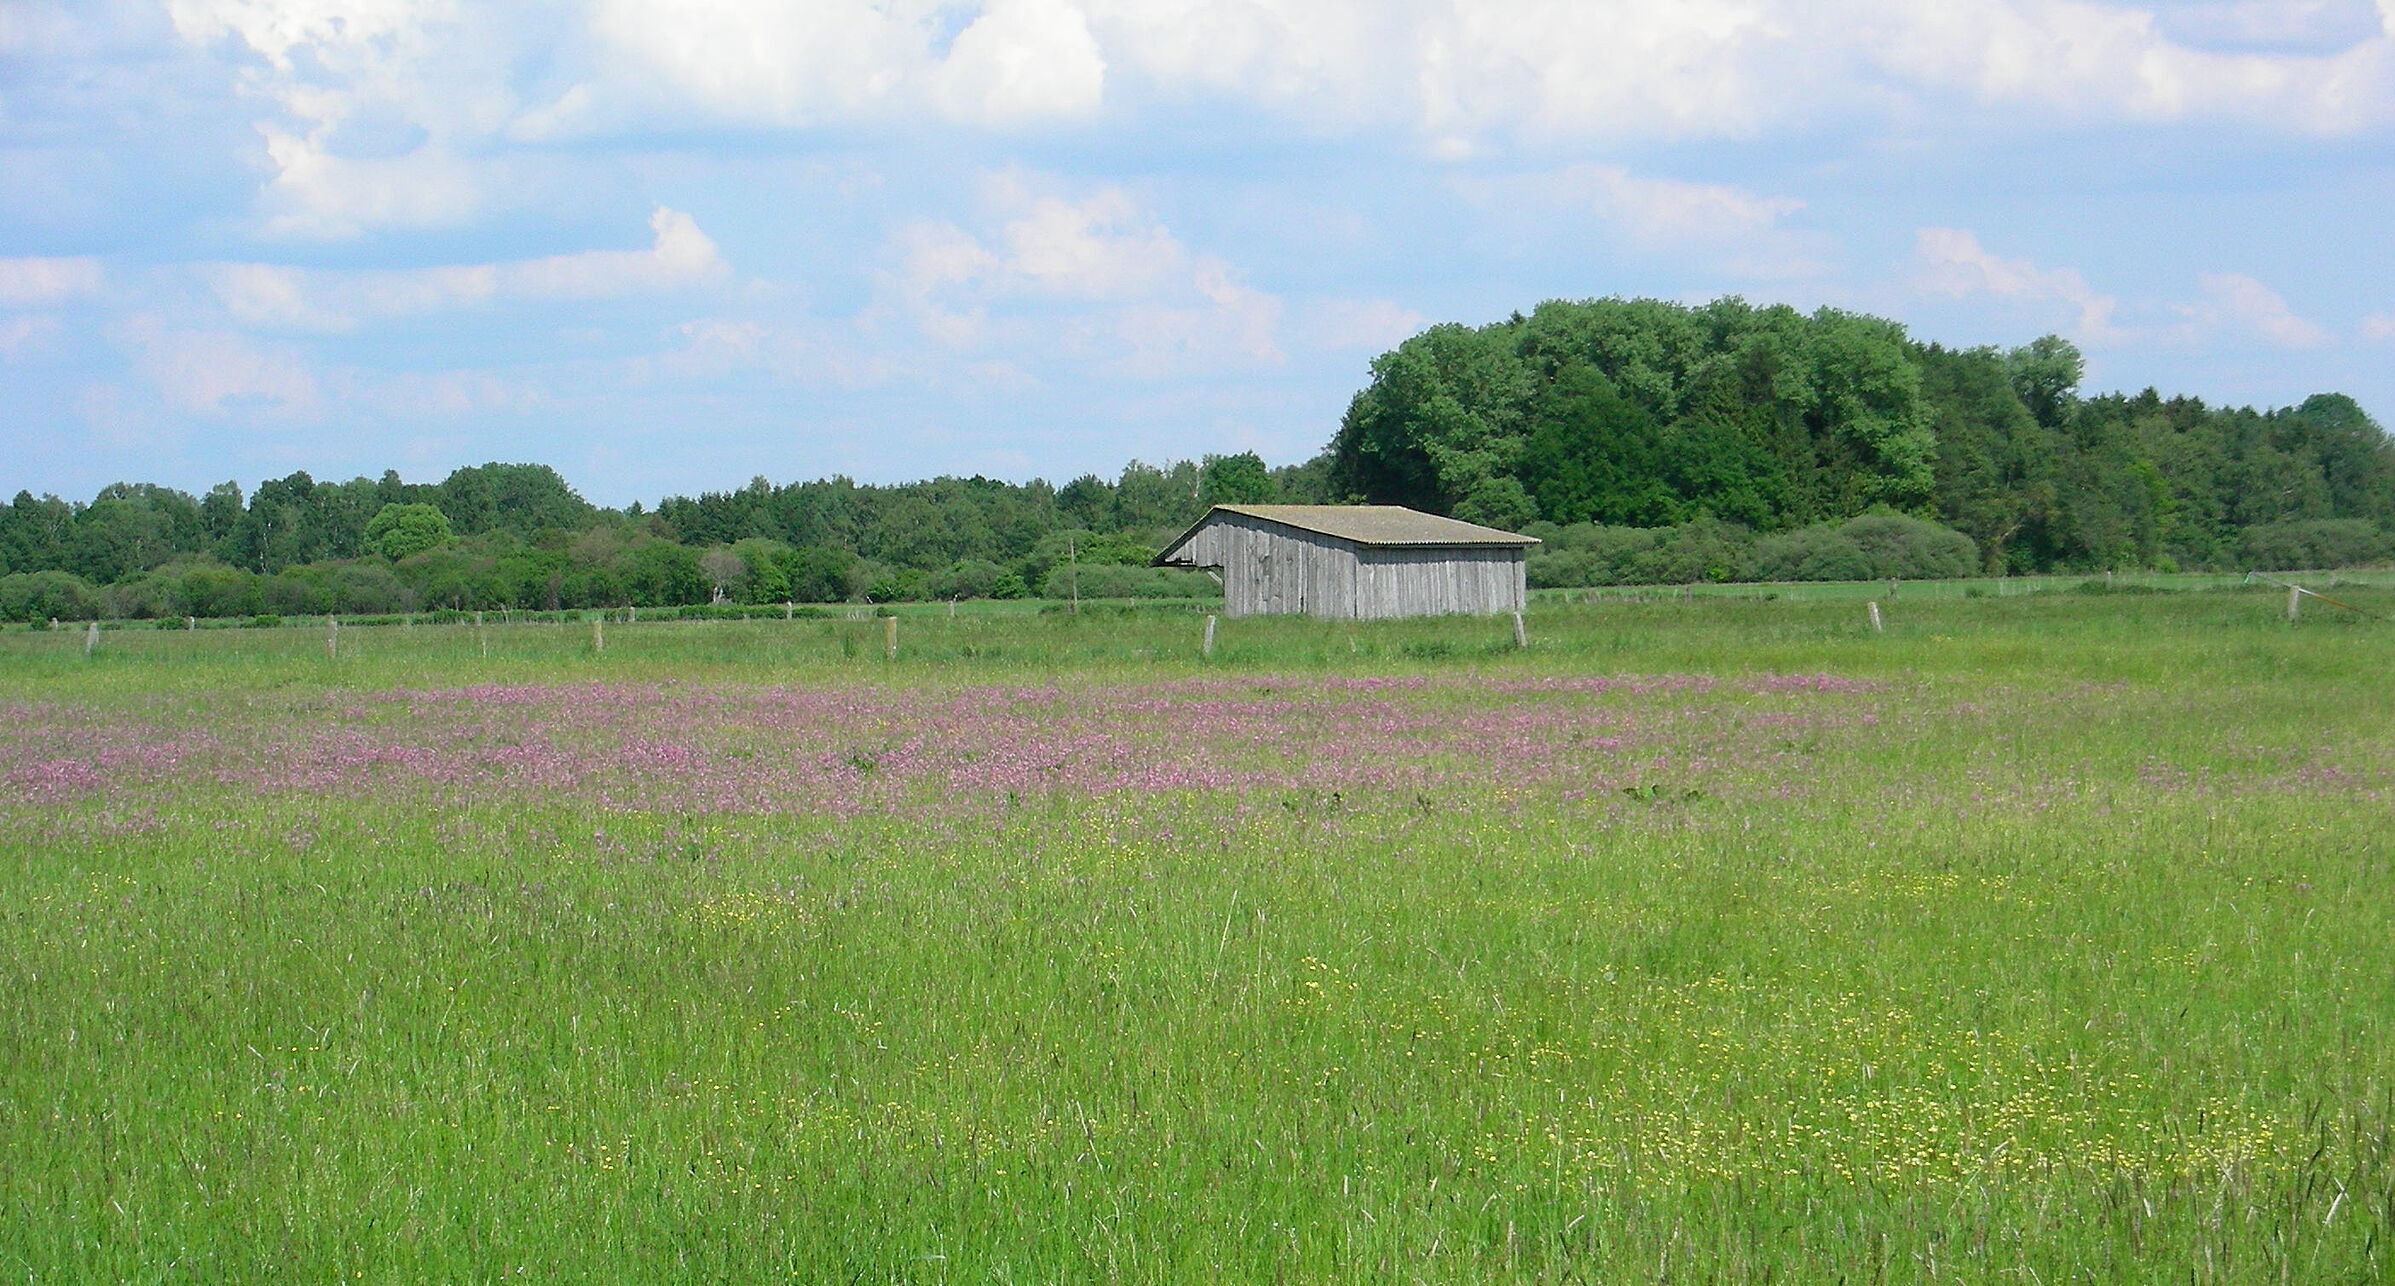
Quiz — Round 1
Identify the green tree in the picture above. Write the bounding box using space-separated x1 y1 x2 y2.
1198 452 1277 506
364 503 457 560
2004 335 2084 431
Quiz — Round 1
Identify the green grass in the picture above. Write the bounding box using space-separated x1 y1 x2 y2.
1 589 2389 1282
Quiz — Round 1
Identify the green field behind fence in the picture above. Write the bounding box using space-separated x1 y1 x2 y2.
1 586 2389 1282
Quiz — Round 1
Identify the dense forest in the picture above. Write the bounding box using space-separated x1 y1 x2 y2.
5 296 2391 622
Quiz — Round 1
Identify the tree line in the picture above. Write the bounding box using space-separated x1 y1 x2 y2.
4 295 2390 622
0 459 1292 623
1330 298 2394 575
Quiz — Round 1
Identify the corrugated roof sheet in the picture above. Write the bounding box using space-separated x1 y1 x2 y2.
1158 505 1539 563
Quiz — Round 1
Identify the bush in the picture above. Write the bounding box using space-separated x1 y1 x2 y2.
0 571 104 623
932 559 1007 600
1526 518 1750 587
1039 564 1219 600
1744 527 1874 582
1747 514 1977 582
1840 513 1978 580
2237 520 2389 572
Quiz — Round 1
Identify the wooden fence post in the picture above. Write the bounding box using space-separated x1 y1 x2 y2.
1512 611 1528 649
1867 601 1884 633
784 601 793 621
326 615 339 659
884 615 898 661
1202 614 1217 659
84 621 98 658
591 616 605 654
2287 585 2302 624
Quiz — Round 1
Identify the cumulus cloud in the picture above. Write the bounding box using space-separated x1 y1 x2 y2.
1456 164 1827 278
0 315 64 360
157 0 2395 208
1913 227 2124 342
1086 0 2395 142
166 0 521 236
1301 298 1428 352
206 206 728 330
2157 1 2388 51
0 256 104 306
580 0 1105 129
119 314 323 419
893 174 1282 374
627 317 906 390
2176 272 2333 348
933 0 1108 123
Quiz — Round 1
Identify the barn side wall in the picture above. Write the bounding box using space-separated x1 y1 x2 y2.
1354 546 1525 618
1171 512 1363 618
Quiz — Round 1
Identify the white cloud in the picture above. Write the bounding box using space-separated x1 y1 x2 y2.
584 0 935 126
254 125 484 239
206 206 728 329
2158 1 2386 51
1090 0 2395 142
1456 164 1828 278
2364 310 2395 341
582 0 1104 129
1302 298 1428 352
159 0 2395 214
0 256 104 306
167 0 520 236
2177 272 2332 348
892 174 1283 373
119 315 323 419
0 314 64 359
1913 227 2124 342
934 0 1108 123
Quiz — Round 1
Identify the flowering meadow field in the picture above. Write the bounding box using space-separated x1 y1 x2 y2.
2 591 2390 1282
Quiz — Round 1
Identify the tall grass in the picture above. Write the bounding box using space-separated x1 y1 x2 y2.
0 588 2388 1281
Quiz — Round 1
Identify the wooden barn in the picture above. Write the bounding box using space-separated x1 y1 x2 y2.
1153 505 1540 619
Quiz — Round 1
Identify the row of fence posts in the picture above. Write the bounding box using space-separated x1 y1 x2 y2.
64 606 1601 662
65 580 2366 662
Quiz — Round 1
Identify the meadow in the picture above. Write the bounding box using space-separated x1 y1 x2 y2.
1 585 2389 1282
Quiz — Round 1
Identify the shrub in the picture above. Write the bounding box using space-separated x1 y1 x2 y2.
2237 520 2389 572
1039 564 1219 600
1745 527 1873 582
0 571 104 623
1747 514 1978 582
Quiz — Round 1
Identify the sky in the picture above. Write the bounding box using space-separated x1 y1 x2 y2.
3 0 2393 509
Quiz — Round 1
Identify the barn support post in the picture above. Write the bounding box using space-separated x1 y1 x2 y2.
1511 612 1528 649
1867 601 1884 634
1202 614 1217 659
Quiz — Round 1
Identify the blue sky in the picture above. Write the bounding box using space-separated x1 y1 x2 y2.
4 0 2392 507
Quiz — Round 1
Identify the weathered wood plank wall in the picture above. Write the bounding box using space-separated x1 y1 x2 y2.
1174 512 1525 619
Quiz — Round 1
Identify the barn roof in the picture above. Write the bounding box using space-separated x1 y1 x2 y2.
1156 504 1539 565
